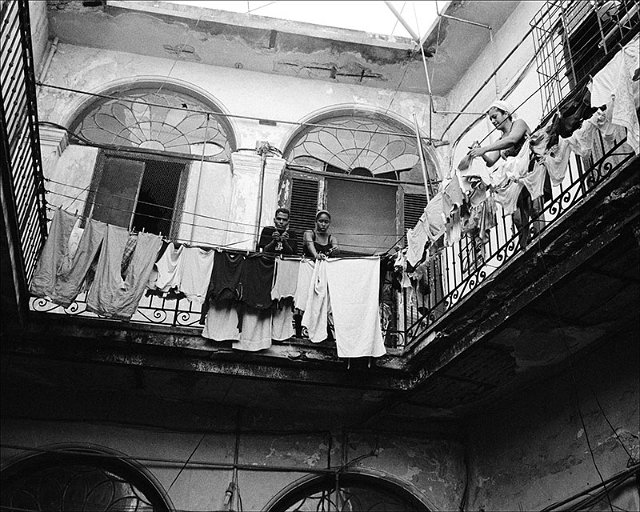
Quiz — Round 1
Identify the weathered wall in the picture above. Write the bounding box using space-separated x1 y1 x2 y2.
0 420 465 510
28 0 49 78
37 43 444 152
36 42 443 249
444 1 545 147
466 334 640 511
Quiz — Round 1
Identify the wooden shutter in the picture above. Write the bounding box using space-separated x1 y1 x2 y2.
90 155 144 228
403 193 428 234
288 175 319 255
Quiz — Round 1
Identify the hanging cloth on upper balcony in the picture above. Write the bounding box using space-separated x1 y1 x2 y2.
442 174 465 218
240 254 275 309
301 259 329 343
30 208 108 308
590 34 639 154
150 242 183 294
202 302 240 341
179 247 216 304
406 192 446 267
271 299 295 341
86 225 162 320
271 258 300 301
325 257 386 359
204 251 245 304
233 306 272 352
293 258 315 311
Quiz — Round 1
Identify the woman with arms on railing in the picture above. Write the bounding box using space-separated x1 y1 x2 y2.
303 210 339 260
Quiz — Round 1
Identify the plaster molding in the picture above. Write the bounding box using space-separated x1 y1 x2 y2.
38 126 68 157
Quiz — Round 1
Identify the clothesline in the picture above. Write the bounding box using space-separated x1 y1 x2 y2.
44 204 393 257
37 82 443 142
44 179 406 239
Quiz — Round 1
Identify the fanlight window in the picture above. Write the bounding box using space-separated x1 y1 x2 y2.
71 87 235 160
284 114 432 183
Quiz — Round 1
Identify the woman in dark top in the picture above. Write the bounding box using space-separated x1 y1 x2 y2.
303 210 339 260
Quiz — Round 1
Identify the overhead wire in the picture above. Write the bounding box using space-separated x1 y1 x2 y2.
37 82 445 142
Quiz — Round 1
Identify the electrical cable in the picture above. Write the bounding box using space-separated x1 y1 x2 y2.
37 82 444 142
533 235 618 512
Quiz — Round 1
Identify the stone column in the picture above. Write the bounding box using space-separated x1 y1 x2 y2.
258 156 286 233
226 152 263 250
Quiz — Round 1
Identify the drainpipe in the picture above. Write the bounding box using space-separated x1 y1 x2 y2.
38 36 59 89
254 142 269 246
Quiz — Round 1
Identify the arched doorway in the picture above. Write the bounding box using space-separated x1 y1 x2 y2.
265 472 430 512
1 446 173 512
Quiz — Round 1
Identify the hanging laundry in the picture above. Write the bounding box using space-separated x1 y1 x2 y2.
240 254 275 309
205 251 245 305
151 242 183 294
325 257 386 359
293 258 315 311
179 247 215 304
458 158 493 193
30 208 78 299
120 233 139 280
233 307 272 351
271 258 300 301
272 299 295 341
445 210 463 247
442 174 465 218
519 159 547 201
202 302 240 341
31 209 109 308
86 226 162 320
301 259 329 343
406 214 430 267
492 179 524 216
590 34 639 154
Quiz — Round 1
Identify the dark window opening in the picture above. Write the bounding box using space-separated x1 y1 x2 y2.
87 152 186 237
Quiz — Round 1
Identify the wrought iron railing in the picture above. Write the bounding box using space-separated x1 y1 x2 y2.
1 0 48 285
400 127 636 348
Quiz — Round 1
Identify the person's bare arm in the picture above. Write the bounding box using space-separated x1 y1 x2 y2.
303 230 320 259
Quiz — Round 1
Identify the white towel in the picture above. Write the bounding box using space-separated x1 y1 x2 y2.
326 258 386 359
301 260 329 343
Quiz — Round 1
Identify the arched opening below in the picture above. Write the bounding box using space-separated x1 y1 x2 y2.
1 448 173 512
265 472 430 512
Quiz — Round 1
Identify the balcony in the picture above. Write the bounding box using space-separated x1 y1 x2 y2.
2 0 639 372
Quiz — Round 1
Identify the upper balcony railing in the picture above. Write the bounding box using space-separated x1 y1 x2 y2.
3 1 639 354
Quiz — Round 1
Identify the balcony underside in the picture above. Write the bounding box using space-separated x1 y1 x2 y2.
2 156 638 431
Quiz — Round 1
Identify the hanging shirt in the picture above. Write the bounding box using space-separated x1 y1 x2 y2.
206 251 245 304
202 302 240 341
590 35 639 154
179 247 215 304
325 257 386 359
86 226 162 320
240 254 275 309
152 242 183 293
271 258 300 301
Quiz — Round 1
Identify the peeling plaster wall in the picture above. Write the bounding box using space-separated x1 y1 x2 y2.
36 42 442 247
466 335 640 511
28 1 49 78
0 421 465 510
37 43 444 151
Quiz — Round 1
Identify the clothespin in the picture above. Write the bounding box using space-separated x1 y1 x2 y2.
347 360 351 370
74 208 78 216
141 227 145 233
368 358 372 369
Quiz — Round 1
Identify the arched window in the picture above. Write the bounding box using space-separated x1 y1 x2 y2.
281 110 438 255
266 472 430 512
1 448 173 512
67 84 236 237
70 86 235 160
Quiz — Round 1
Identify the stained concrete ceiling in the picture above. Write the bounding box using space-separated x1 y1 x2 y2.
45 0 520 95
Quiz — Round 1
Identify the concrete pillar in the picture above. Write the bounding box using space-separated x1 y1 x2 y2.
258 156 286 233
226 152 262 250
38 126 68 177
